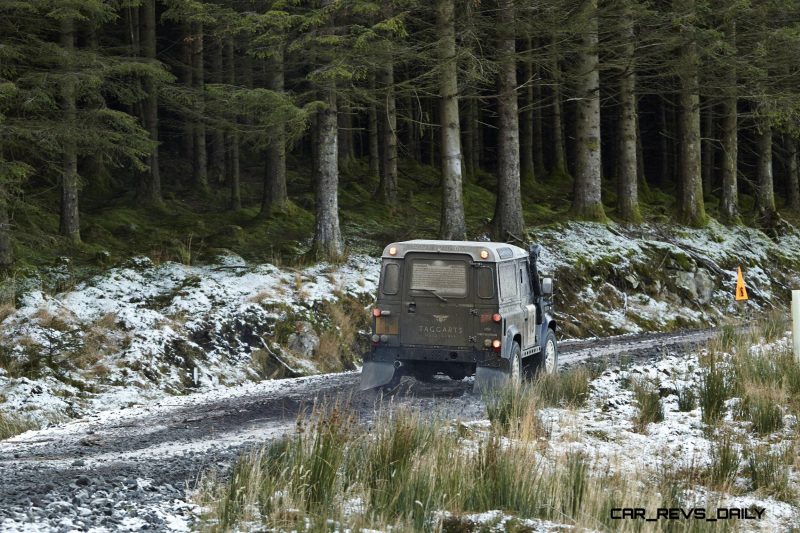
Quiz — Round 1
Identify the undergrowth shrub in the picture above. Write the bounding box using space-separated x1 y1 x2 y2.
700 363 731 425
743 444 794 501
707 434 741 490
676 386 696 412
633 381 664 432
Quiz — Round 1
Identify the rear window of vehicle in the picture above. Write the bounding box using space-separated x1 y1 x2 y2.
409 259 468 297
381 263 400 295
476 267 495 299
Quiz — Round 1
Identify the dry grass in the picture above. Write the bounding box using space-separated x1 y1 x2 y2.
0 303 15 323
194 400 728 533
0 411 38 441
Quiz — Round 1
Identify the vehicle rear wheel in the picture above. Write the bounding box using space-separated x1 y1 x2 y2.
506 342 522 386
535 329 558 375
409 363 436 383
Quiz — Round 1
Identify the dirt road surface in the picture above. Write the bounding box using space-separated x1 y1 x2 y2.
0 328 716 531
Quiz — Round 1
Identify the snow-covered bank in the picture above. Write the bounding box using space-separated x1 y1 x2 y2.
2 220 799 429
0 254 378 426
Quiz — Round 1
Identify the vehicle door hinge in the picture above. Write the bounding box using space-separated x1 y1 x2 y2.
468 336 477 343
470 308 479 316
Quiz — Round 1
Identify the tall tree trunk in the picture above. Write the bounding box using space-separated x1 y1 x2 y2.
225 38 240 210
209 37 225 186
658 96 670 187
533 65 545 177
338 101 354 165
191 22 208 193
520 36 535 187
787 136 800 211
493 0 524 240
181 23 194 170
571 0 605 221
368 74 380 180
719 96 738 223
140 0 162 205
261 46 287 216
675 0 705 226
313 88 344 259
437 0 466 239
550 38 567 177
470 98 481 175
755 116 776 222
0 189 11 267
701 102 714 197
616 2 641 223
462 96 475 179
60 18 80 243
378 62 398 204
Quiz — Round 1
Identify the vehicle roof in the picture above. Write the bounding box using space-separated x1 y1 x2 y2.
381 240 528 262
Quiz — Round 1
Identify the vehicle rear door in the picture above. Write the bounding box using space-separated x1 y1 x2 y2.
400 253 474 348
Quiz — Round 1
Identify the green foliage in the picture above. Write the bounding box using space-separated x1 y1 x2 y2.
700 363 731 426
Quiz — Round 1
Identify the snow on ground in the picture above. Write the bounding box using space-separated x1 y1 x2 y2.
0 253 378 426
2 221 800 434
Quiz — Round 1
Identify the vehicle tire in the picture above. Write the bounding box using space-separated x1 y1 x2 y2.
535 329 558 375
506 342 522 386
409 363 436 383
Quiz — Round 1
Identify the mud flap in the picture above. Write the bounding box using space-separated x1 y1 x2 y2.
359 361 399 390
473 366 509 394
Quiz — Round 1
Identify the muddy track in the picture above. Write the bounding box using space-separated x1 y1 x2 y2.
0 327 718 531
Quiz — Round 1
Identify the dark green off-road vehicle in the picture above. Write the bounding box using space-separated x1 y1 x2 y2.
360 240 557 391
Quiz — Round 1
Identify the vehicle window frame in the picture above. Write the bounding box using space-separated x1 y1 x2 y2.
381 262 401 295
406 255 470 299
498 261 518 302
476 266 495 299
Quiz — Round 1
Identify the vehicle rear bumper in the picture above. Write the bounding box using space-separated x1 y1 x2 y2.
366 345 503 368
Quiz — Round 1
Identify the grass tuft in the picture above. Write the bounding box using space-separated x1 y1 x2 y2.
0 411 39 440
632 381 664 432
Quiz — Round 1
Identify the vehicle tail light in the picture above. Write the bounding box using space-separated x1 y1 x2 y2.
492 313 502 323
372 308 381 317
492 339 501 352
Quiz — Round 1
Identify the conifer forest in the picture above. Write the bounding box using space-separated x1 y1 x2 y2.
2 0 800 268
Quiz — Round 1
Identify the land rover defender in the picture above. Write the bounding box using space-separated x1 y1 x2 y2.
360 240 557 391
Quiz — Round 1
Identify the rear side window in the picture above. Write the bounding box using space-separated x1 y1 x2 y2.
409 259 467 297
499 262 518 301
476 267 495 299
382 263 400 295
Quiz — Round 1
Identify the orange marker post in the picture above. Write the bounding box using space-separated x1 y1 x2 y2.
735 266 748 301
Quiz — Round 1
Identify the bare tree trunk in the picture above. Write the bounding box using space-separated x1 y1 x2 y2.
191 22 208 193
60 17 80 243
209 37 226 186
261 46 287 216
140 0 162 205
181 23 194 174
0 189 12 267
675 0 705 226
616 2 641 223
493 0 524 240
368 74 380 180
520 36 535 187
313 88 344 259
462 96 475 179
719 97 738 223
550 38 567 177
338 101 354 165
225 38 240 210
756 116 776 222
658 96 670 187
437 0 466 240
470 98 480 175
787 136 800 211
377 62 398 204
571 0 605 221
701 102 714 197
532 67 547 177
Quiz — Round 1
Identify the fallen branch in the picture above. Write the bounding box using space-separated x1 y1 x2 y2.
258 337 302 377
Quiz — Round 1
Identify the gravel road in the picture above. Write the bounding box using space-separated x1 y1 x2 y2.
0 328 717 532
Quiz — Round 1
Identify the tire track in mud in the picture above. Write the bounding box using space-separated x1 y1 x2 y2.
0 327 718 531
